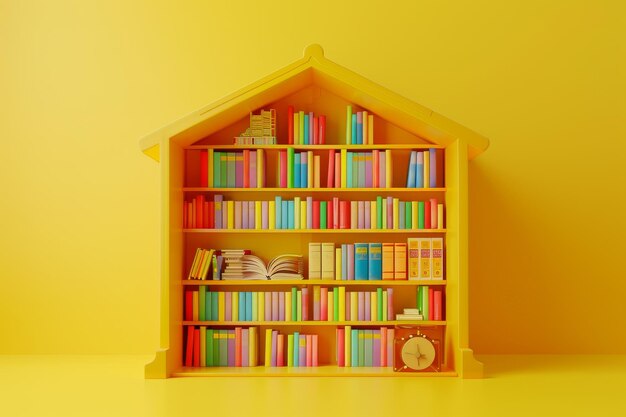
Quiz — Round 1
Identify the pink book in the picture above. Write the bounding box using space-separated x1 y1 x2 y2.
265 292 272 321
365 152 373 187
429 288 434 321
306 334 312 367
277 334 284 367
242 328 249 367
248 201 255 229
337 328 345 367
235 153 244 188
358 291 365 321
279 291 285 321
262 201 269 229
350 201 358 229
225 292 232 321
327 200 333 229
387 288 394 320
309 112 314 144
307 197 313 229
250 150 257 188
320 287 328 321
334 153 341 188
327 150 335 188
302 287 309 321
313 286 320 321
234 201 242 229
327 292 334 322
364 291 371 321
319 115 326 144
372 330 380 367
299 335 306 367
386 197 393 229
345 292 351 321
242 201 249 229
364 201 371 229
372 150 379 188
380 327 387 367
347 244 354 280
379 151 386 188
387 328 394 366
434 289 443 321
272 291 279 321
312 335 319 366
357 201 365 229
430 198 438 229
313 116 319 145
271 330 278 367
279 150 287 188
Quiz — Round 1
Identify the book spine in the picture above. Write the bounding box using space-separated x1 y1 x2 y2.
347 244 355 281
321 242 335 280
430 148 437 188
394 243 407 280
368 114 374 144
354 243 369 280
432 237 444 279
320 287 328 321
293 331 299 367
337 328 345 367
306 334 312 367
293 111 299 145
312 334 319 367
287 334 294 366
327 150 335 188
423 150 430 189
319 115 326 144
346 105 352 144
416 151 424 188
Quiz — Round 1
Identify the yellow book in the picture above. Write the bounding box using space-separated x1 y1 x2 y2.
412 201 418 230
300 201 307 229
368 114 374 144
249 327 257 366
192 290 198 321
255 200 262 230
407 238 420 280
423 150 430 189
187 248 202 280
370 200 377 229
382 243 394 280
257 149 265 188
307 151 313 189
218 291 225 321
385 149 392 187
350 291 358 321
418 238 432 279
258 291 265 321
321 242 335 280
338 286 346 321
200 249 215 280
438 204 444 229
394 243 407 280
200 326 206 366
309 243 322 280
207 149 213 188
370 291 377 321
432 237 444 279
227 200 234 229
293 112 300 145
340 149 347 188
268 201 275 229
285 291 292 321
362 110 368 145
382 203 387 230
313 155 321 188
345 325 351 367
382 291 388 321
393 198 399 229
265 328 272 367
294 197 301 229
335 248 342 280
232 291 239 321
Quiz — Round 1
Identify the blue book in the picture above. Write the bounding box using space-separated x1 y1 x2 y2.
211 292 218 321
351 114 357 144
275 196 282 229
416 151 424 188
347 152 353 188
287 200 295 229
341 244 348 280
213 151 221 188
301 152 307 188
368 243 382 280
354 243 369 280
293 331 300 367
351 329 359 366
304 114 309 145
245 292 252 321
407 151 417 187
294 155 301 188
239 292 245 321
282 201 289 229
430 148 437 188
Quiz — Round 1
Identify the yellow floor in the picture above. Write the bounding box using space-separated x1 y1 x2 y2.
1 355 625 416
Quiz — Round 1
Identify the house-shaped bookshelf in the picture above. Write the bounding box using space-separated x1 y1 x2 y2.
140 44 488 378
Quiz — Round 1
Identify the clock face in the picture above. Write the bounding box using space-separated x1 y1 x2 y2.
400 336 436 371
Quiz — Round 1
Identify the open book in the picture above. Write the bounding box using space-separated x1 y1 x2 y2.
241 254 304 280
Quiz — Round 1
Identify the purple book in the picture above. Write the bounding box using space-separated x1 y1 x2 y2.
364 201 371 229
372 330 381 367
272 291 279 321
386 197 393 229
235 152 244 188
279 292 285 321
358 201 365 229
364 291 371 321
265 292 272 321
242 328 249 367
379 151 386 188
227 330 236 366
214 195 223 229
271 331 278 367
242 201 249 229
365 152 373 187
387 288 394 321
225 292 232 321
358 291 365 321
262 201 269 229
250 150 257 188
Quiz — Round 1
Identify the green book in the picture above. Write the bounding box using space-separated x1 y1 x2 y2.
213 152 221 188
199 286 206 321
211 292 218 322
206 329 214 366
320 201 327 229
287 147 295 188
405 201 412 229
226 152 236 188
418 201 425 229
291 287 297 320
422 285 429 320
377 287 383 321
376 196 383 229
333 287 339 321
219 153 228 188
287 334 294 367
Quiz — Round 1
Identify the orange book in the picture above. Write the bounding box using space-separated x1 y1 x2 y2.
235 327 242 367
394 243 407 280
382 243 394 280
243 150 250 188
407 238 420 280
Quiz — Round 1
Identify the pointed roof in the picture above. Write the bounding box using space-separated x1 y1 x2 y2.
139 44 489 161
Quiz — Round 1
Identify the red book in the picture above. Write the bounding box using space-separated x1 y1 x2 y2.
185 290 193 321
243 150 250 188
312 335 319 367
339 201 350 229
235 327 242 367
373 150 379 188
424 200 431 229
327 200 333 229
320 287 328 321
313 116 319 145
203 202 209 229
319 115 326 144
334 153 341 188
312 200 320 229
277 334 284 367
185 326 194 366
306 335 312 367
183 201 188 229
207 201 215 228
433 290 443 321
279 150 287 188
327 150 335 188
193 328 200 367
428 288 434 321
337 328 345 367
200 150 208 187
195 195 203 229
288 105 294 144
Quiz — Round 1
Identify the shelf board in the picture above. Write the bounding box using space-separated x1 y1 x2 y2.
172 365 456 377
183 229 446 234
182 279 447 286
183 187 446 193
186 144 445 151
183 320 446 326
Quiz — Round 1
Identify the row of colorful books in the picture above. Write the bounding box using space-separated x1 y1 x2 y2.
184 326 259 367
184 288 311 322
199 149 267 188
406 150 439 188
313 287 395 321
287 106 327 145
264 329 319 367
183 195 444 231
276 149 321 188
234 109 277 145
337 327 393 367
345 105 375 145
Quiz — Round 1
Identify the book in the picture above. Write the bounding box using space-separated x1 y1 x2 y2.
308 243 321 280
321 242 335 280
382 243 394 280
241 254 304 280
394 243 407 280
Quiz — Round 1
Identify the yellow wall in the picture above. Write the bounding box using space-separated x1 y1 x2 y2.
1 0 624 354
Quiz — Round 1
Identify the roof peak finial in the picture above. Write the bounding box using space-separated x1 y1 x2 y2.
304 44 324 59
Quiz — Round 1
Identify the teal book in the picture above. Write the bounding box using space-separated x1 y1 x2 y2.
239 292 245 321
275 196 282 229
301 152 308 188
351 114 357 144
351 329 359 366
368 243 382 280
226 152 236 188
364 330 372 367
287 200 294 229
199 286 206 321
213 152 221 188
206 329 214 366
418 201 425 229
282 201 289 229
211 292 218 321
376 196 383 229
219 329 228 366
320 201 327 229
303 114 309 145
377 288 383 320
347 152 353 188
245 292 252 321
293 331 300 367
358 330 365 366
354 243 369 280
405 201 412 229
287 147 295 188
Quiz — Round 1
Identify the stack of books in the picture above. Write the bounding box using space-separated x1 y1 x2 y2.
220 249 251 280
234 109 276 144
395 308 424 321
345 105 375 145
184 326 258 367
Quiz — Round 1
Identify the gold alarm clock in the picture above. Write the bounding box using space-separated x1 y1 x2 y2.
394 326 443 372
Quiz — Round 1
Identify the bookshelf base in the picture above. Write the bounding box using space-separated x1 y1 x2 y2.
171 366 457 377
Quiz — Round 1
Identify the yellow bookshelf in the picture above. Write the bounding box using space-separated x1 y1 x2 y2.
139 44 488 378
